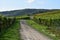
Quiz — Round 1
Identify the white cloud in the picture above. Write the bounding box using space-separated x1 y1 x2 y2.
26 0 35 3
0 8 24 12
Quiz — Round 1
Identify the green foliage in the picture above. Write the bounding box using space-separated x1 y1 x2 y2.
27 20 60 40
34 10 60 19
0 21 21 40
0 16 16 36
32 11 60 40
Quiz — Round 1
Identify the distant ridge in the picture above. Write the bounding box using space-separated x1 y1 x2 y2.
0 9 59 16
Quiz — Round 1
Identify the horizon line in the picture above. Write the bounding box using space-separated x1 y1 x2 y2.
0 8 60 12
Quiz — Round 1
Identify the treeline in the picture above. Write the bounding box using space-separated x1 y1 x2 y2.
33 17 60 38
0 9 56 16
0 16 16 35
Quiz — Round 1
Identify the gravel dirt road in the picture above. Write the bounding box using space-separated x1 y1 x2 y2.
20 20 52 40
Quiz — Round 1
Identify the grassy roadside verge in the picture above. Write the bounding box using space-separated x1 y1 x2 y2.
0 20 21 40
26 20 59 40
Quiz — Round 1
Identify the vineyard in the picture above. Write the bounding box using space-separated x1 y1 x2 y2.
0 10 60 40
0 15 16 36
33 11 60 39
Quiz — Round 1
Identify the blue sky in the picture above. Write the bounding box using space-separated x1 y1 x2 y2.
0 0 60 11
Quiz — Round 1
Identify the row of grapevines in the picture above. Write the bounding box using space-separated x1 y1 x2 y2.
0 16 16 35
33 13 60 39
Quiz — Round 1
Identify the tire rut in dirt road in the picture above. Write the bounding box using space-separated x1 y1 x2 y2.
20 20 52 40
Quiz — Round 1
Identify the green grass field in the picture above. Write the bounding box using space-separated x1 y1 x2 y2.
34 10 60 19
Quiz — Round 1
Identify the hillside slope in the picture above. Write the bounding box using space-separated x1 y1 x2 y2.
33 10 60 40
0 9 57 16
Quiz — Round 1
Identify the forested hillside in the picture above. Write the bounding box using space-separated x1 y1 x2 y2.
0 9 57 16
